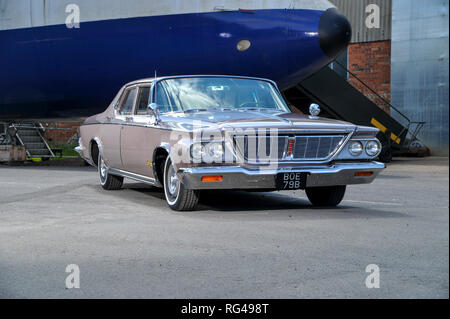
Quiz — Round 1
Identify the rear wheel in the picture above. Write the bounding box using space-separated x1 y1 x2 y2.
305 185 346 207
163 157 199 211
98 153 123 190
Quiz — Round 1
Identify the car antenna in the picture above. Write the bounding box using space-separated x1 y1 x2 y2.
154 69 157 79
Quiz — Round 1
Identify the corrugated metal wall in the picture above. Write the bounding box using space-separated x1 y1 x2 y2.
391 0 449 155
329 0 392 43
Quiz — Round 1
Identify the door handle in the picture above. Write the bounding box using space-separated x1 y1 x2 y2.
125 116 133 122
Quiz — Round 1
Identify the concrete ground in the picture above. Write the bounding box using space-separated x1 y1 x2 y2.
0 157 448 298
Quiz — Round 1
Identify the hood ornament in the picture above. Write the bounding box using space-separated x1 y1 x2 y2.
309 103 321 117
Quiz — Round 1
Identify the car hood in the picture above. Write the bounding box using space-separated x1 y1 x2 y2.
161 110 356 132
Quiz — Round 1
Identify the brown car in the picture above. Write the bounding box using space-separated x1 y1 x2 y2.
76 75 385 210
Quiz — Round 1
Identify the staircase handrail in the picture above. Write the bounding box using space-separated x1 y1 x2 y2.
333 60 412 128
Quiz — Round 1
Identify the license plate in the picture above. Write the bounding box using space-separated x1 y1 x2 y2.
276 172 307 190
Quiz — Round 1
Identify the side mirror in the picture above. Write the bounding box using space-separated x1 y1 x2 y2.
147 103 161 124
309 103 321 117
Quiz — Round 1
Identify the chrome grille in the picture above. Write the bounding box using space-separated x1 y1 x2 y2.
233 134 346 162
292 135 345 160
233 135 287 162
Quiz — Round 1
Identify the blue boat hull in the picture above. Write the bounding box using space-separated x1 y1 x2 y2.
0 9 345 119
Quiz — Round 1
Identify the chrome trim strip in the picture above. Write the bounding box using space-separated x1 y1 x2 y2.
108 168 161 187
262 128 354 134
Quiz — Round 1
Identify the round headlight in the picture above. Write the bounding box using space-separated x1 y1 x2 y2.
348 141 363 156
206 142 224 159
191 143 205 160
365 140 381 156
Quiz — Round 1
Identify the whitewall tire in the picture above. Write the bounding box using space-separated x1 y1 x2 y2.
163 157 199 211
98 153 123 190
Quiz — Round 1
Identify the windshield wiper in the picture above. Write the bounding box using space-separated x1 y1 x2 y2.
184 106 231 113
183 108 209 113
207 106 234 112
183 107 284 114
238 107 280 113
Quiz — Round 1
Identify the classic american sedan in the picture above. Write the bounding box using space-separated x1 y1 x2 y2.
76 75 385 211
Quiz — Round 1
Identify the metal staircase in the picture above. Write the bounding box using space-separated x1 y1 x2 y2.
11 123 55 159
284 62 428 162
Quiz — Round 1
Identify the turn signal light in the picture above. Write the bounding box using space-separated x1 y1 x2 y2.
201 176 223 182
355 171 373 177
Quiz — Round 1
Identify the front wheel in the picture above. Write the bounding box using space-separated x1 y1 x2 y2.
305 185 346 207
98 153 123 190
163 157 199 211
379 146 392 163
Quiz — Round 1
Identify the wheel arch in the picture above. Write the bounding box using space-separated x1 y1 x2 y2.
152 143 171 186
89 137 103 167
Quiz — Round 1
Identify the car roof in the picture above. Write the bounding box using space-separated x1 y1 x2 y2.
125 75 278 87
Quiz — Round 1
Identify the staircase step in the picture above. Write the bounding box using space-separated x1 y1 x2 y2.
24 142 46 149
28 149 50 156
17 129 40 137
20 136 42 143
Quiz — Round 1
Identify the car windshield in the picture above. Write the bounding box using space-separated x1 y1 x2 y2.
155 77 290 114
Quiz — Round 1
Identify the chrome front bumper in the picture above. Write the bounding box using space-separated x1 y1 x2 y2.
178 161 385 190
74 145 83 157
75 145 94 166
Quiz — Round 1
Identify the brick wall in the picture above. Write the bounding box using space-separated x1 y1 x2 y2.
43 122 82 144
348 40 391 113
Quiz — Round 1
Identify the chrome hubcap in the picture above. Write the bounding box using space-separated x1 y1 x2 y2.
167 164 179 196
100 157 107 178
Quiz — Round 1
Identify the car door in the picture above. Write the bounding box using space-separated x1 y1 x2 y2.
100 86 136 169
120 85 158 177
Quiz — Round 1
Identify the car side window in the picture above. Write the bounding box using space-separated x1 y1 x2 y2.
118 88 137 115
135 86 150 115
